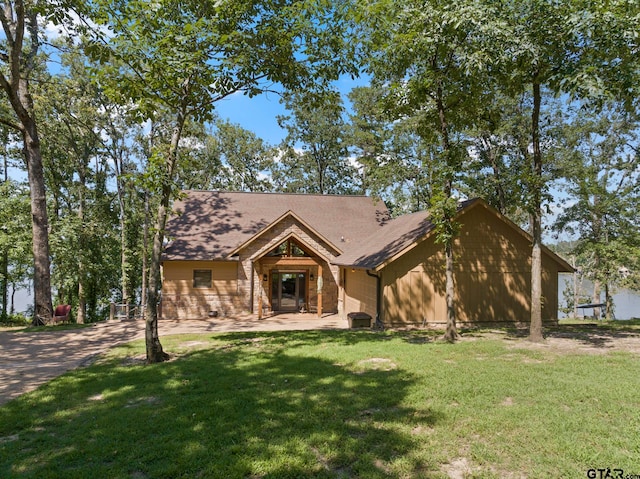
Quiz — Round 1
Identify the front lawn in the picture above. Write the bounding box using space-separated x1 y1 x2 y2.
1 329 639 478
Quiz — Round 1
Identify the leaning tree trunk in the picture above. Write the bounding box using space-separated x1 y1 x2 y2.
528 80 544 342
144 104 187 363
145 211 170 363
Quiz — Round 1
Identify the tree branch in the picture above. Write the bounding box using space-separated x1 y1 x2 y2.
0 3 15 52
0 114 22 132
24 11 39 77
10 0 25 89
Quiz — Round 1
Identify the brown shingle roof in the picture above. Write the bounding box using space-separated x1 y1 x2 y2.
163 191 390 261
333 200 477 269
334 198 574 272
333 211 436 269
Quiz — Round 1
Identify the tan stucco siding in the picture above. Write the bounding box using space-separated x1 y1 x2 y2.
161 261 246 319
380 206 561 326
343 269 377 319
163 261 239 295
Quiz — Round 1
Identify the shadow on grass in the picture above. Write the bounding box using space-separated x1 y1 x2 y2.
1 332 441 478
460 321 640 350
543 324 640 349
208 329 444 350
207 328 398 346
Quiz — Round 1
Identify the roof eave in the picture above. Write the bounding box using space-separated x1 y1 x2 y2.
227 209 342 257
334 198 575 273
248 230 333 264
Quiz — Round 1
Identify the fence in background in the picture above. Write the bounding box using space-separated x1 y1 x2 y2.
109 303 145 321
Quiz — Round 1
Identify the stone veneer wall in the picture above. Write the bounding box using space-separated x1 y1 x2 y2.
160 260 248 320
242 217 341 314
161 292 247 319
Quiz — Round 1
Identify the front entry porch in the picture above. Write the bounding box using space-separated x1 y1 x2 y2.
256 257 326 319
250 235 340 319
271 271 308 312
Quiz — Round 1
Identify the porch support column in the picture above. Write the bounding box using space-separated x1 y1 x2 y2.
317 263 323 317
257 263 263 320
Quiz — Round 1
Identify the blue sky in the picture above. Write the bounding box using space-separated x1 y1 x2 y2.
214 92 289 145
213 75 367 146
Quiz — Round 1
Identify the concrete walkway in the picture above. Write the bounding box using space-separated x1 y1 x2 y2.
0 313 346 406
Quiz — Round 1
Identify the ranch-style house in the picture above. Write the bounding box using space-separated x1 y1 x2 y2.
160 190 572 327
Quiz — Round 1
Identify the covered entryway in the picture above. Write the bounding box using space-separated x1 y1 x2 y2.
271 271 307 312
253 234 336 319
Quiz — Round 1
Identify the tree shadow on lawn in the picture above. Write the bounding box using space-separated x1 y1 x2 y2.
544 324 640 349
211 329 400 346
461 323 640 350
1 337 441 478
206 329 441 350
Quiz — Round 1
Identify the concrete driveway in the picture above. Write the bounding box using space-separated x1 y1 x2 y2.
0 314 346 406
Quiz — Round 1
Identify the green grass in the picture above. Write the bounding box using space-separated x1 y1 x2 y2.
1 329 639 478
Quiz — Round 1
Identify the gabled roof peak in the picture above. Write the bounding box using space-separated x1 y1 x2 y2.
163 190 390 261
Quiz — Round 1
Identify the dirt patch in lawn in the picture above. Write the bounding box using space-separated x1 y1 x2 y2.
354 357 397 373
461 325 640 356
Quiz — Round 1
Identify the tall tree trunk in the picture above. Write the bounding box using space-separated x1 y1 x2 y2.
146 203 170 363
572 256 578 319
0 251 7 319
592 195 602 320
528 81 544 342
23 119 53 324
604 282 612 320
116 171 129 318
0 5 53 325
76 166 86 324
145 104 187 363
10 283 16 314
1 156 7 319
444 240 456 341
141 190 149 312
436 84 458 343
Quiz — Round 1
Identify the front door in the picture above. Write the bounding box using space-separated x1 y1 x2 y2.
271 272 307 312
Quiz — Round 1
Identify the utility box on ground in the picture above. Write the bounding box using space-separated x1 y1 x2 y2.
347 312 372 328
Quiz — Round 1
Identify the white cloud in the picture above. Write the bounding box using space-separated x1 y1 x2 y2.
179 136 205 150
41 8 111 44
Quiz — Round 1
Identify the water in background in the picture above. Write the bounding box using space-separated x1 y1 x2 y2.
558 273 640 320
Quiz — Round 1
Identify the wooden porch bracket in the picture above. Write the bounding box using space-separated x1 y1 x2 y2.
317 263 323 317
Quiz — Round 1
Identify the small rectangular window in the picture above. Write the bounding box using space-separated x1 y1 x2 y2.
193 269 212 288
